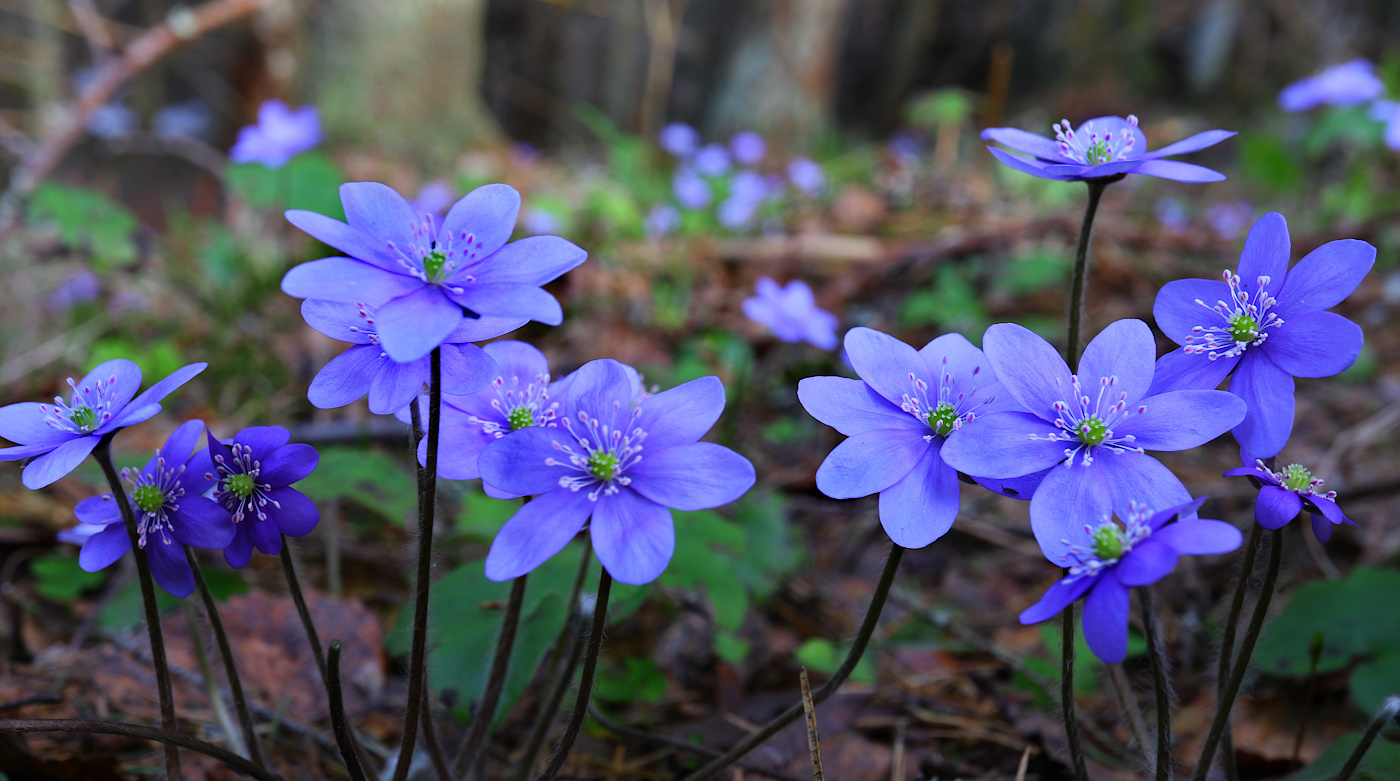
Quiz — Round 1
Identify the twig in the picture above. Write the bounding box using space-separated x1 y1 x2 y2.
517 550 590 781
419 694 451 781
0 718 282 781
799 668 824 781
66 0 116 60
183 600 247 761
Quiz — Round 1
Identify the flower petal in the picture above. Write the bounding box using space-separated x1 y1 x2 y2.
987 147 1077 180
426 421 491 480
1255 486 1302 529
281 258 421 304
300 300 375 344
146 541 195 598
1263 311 1363 378
265 487 320 537
841 327 922 407
1076 319 1155 408
248 516 283 555
339 182 420 253
447 284 563 326
79 524 131 572
1129 159 1225 182
440 183 522 259
445 315 529 343
171 498 235 549
590 488 675 585
1228 351 1294 461
224 526 254 568
374 287 464 362
1113 539 1179 586
1082 578 1131 664
1030 463 1112 566
368 355 428 414
878 446 960 548
940 411 1069 478
259 443 320 487
231 425 291 457
478 426 571 496
980 127 1066 161
1237 213 1291 300
1124 390 1245 451
80 358 145 417
1099 452 1192 524
75 494 121 525
485 487 592 581
22 436 99 489
115 363 207 430
814 430 930 499
0 442 60 462
466 235 587 286
1154 519 1242 555
440 343 497 396
0 403 75 446
798 376 922 437
1274 239 1376 319
628 442 755 511
308 346 379 409
483 340 550 382
1146 348 1237 395
1143 129 1236 159
634 376 727 451
1308 495 1352 527
1020 574 1098 625
158 419 206 466
1310 513 1334 543
971 468 1048 500
1042 160 1145 179
1152 278 1233 346
285 210 395 270
982 323 1073 422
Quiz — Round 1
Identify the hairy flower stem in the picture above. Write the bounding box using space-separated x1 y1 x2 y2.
1067 179 1109 363
453 574 530 775
419 693 451 781
679 545 906 781
1335 696 1400 781
183 600 244 760
1218 523 1264 781
394 346 443 781
1061 603 1090 781
328 642 369 781
186 549 263 768
0 719 279 781
1193 528 1284 781
1139 588 1173 781
92 434 182 780
538 569 613 780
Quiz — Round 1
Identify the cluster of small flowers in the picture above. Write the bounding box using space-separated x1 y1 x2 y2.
1279 59 1400 151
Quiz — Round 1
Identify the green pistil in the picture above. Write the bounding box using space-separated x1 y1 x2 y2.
1228 312 1260 343
227 473 255 499
69 405 97 431
133 484 165 514
1085 139 1112 164
507 406 535 431
1282 463 1314 492
588 452 619 481
927 402 959 437
423 250 449 283
1091 524 1126 560
1077 417 1107 446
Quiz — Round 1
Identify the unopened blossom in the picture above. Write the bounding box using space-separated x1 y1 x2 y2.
1278 59 1384 112
75 420 235 598
659 123 700 157
206 426 320 568
1150 213 1374 460
479 359 754 585
0 361 207 489
730 131 766 165
982 115 1234 183
282 182 588 362
230 99 321 169
300 300 500 414
693 144 732 177
673 170 712 210
1225 458 1354 542
742 278 839 350
1019 498 1241 663
788 157 826 196
941 320 1245 562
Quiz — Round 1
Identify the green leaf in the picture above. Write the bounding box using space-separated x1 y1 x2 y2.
1240 132 1302 193
226 151 345 217
456 487 522 543
31 553 106 602
99 576 181 632
1350 651 1400 715
998 248 1070 295
1285 731 1400 781
661 510 750 631
715 631 750 664
795 637 874 683
900 265 988 333
26 183 138 270
906 89 974 129
596 657 667 704
87 338 185 387
1255 568 1400 678
298 447 416 526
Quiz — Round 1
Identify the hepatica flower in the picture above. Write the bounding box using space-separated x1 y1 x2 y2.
229 99 321 169
75 420 235 598
1019 498 1241 663
673 170 712 210
940 320 1245 562
982 115 1234 183
478 359 755 585
788 157 826 196
693 144 732 177
799 328 1027 548
1225 458 1354 543
659 123 700 157
1278 59 1384 112
730 131 766 165
0 360 207 489
742 277 839 350
1151 213 1374 459
282 182 588 362
206 426 320 568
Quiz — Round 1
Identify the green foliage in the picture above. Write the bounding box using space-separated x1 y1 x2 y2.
1303 105 1386 158
996 247 1070 295
297 447 416 526
99 566 246 631
1255 568 1400 713
1286 731 1400 781
27 183 139 270
31 553 106 602
226 151 345 217
1240 133 1302 193
906 89 974 130
87 337 185 385
456 487 522 543
596 657 668 704
1031 621 1145 696
901 264 989 334
794 637 875 683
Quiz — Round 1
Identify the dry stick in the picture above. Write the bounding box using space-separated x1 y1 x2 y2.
1216 523 1264 781
799 668 825 781
1192 528 1284 781
327 642 369 781
538 570 613 780
187 549 265 768
679 545 906 781
1139 588 1173 781
1335 696 1400 781
0 0 283 244
586 706 805 781
419 693 451 781
454 574 530 776
92 434 181 780
394 347 443 781
0 719 280 781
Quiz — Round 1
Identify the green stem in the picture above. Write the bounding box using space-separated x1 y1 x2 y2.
453 574 529 775
1140 587 1173 781
187 549 264 768
1335 696 1400 781
1061 602 1089 781
1217 523 1263 781
538 569 612 780
0 719 279 781
1066 179 1109 364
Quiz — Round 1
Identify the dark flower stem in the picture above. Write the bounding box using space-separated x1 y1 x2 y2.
1217 523 1263 781
1335 696 1400 781
678 545 906 781
92 434 182 780
393 346 443 781
453 573 530 775
0 719 279 781
1193 528 1284 781
419 692 451 781
1060 603 1090 781
1139 587 1173 781
538 569 613 780
1067 179 1109 364
328 641 369 781
186 550 264 767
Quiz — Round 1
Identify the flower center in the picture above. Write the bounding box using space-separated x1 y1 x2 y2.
1053 115 1139 166
588 451 620 480
39 373 122 435
1077 416 1108 446
1030 374 1146 467
1227 311 1260 343
899 359 996 444
927 401 959 437
423 250 450 284
548 403 648 501
132 484 166 513
69 405 98 431
1060 501 1155 575
1186 270 1284 361
507 405 535 431
1282 463 1314 492
1091 523 1126 560
227 473 256 499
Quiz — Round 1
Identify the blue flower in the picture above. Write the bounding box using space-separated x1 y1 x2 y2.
982 115 1234 183
1370 100 1400 151
1224 458 1355 543
672 170 712 210
645 204 681 239
1278 59 1385 112
0 361 207 489
742 278 839 349
1206 201 1254 239
659 123 700 157
410 180 456 219
207 426 320 568
788 157 826 196
693 144 732 177
229 99 321 169
730 131 766 165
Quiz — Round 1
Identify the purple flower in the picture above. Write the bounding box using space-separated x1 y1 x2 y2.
282 182 587 362
1278 60 1384 112
524 208 561 236
47 270 101 313
717 197 758 230
693 144 732 177
206 426 320 568
478 359 755 585
0 361 207 489
1224 458 1354 543
672 170 712 210
410 180 456 219
645 204 681 239
1153 197 1190 234
1206 201 1253 239
300 300 501 414
1019 498 1241 663
982 115 1234 183
1150 213 1374 460
87 103 135 140
229 99 321 169
154 99 213 141
659 123 700 157
799 328 1030 547
742 278 839 349
788 157 826 196
57 522 105 546
730 131 766 165
729 170 770 204
940 320 1246 562
1370 100 1400 151
74 420 235 598
886 133 923 165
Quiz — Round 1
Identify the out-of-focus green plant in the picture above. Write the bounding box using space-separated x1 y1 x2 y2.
31 553 106 602
298 447 417 526
26 183 139 270
226 151 345 217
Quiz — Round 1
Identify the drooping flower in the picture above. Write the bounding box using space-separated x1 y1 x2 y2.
645 204 681 239
672 170 712 210
1019 497 1241 663
281 182 588 362
940 320 1246 562
0 361 207 489
742 278 839 350
1224 458 1354 542
478 359 755 585
981 115 1234 183
693 144 732 177
659 123 700 157
730 131 766 165
1278 59 1385 112
74 420 235 598
1150 213 1374 460
229 99 321 169
300 300 500 414
206 426 320 568
788 157 826 196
